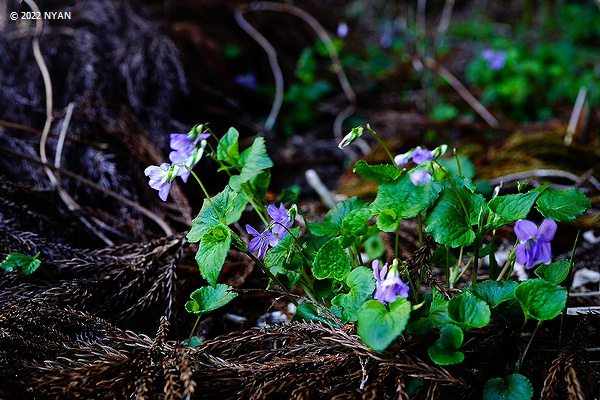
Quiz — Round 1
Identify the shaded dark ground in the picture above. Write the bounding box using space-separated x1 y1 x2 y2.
1 0 600 398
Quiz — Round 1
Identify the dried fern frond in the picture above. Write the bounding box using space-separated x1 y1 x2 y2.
541 318 593 400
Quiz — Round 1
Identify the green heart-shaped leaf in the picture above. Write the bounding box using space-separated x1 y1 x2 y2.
187 186 237 243
331 267 376 322
534 259 570 284
371 173 442 221
468 280 517 308
535 188 591 222
428 325 464 365
357 298 411 353
486 191 538 231
426 186 486 248
483 374 533 400
312 238 351 281
447 292 491 331
514 279 567 321
185 284 238 316
353 160 404 183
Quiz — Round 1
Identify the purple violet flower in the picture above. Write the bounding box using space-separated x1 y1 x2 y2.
144 162 179 201
168 132 209 183
411 147 434 164
337 22 349 38
482 49 507 70
514 219 557 268
235 72 258 89
268 203 292 239
372 260 410 305
394 151 411 166
170 133 194 153
409 169 432 186
246 224 279 258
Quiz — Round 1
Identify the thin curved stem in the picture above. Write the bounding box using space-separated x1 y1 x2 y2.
187 315 202 345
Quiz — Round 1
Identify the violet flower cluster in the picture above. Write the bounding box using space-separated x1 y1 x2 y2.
144 128 210 201
394 146 435 186
514 219 557 269
372 259 410 305
246 203 293 258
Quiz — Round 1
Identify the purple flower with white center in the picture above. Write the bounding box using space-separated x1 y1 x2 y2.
482 49 507 70
246 224 279 258
268 203 292 239
514 219 557 268
411 147 433 165
409 169 432 186
144 162 179 201
372 260 410 305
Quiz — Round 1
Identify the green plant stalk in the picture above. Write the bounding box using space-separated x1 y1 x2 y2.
273 221 314 263
354 243 364 267
366 125 397 166
445 246 451 288
299 268 319 303
242 183 270 226
417 264 426 293
559 230 580 351
488 233 499 280
394 225 400 260
417 212 424 248
496 246 517 281
512 317 529 373
401 260 419 303
471 235 482 285
518 321 542 373
454 149 463 177
299 208 318 251
188 168 229 228
187 314 202 345
449 246 464 288
244 250 298 306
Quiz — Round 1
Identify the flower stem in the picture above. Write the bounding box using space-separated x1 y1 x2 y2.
394 225 400 260
188 168 229 227
401 260 419 303
366 125 396 166
496 244 517 281
417 213 424 248
445 247 451 288
354 243 364 266
187 315 202 345
472 237 481 285
518 321 542 373
244 250 298 306
453 149 463 176
273 222 314 263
